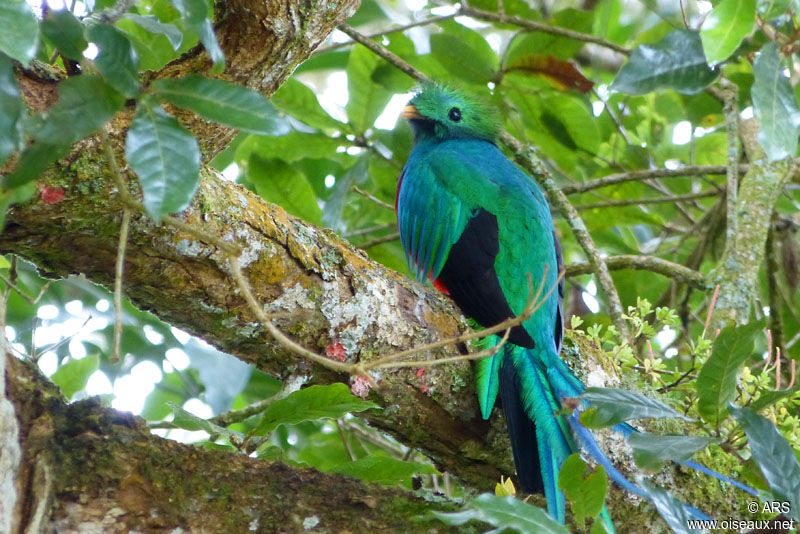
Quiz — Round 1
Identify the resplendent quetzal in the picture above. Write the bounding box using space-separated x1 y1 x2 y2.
395 84 754 523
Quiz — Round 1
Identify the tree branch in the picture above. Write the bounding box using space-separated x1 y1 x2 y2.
5 354 460 533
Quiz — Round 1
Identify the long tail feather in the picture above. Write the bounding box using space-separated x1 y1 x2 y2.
496 342 751 525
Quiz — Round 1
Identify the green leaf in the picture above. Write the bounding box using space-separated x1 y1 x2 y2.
235 132 347 165
169 402 216 432
50 354 100 400
0 53 23 165
87 24 140 97
611 30 718 95
271 78 348 133
749 386 800 412
41 9 87 61
730 405 800 521
122 13 183 50
346 44 393 133
321 155 368 231
557 454 608 525
126 100 201 220
430 33 496 85
639 482 693 534
34 75 125 145
329 455 439 485
752 42 800 161
579 387 690 428
153 74 289 136
252 383 379 436
434 494 568 534
169 0 206 26
0 0 38 65
628 433 717 470
247 155 323 224
699 0 756 66
696 322 760 425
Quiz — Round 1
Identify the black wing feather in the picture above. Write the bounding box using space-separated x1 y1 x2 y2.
436 208 535 348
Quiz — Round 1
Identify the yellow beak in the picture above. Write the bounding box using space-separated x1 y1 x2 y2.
400 104 424 120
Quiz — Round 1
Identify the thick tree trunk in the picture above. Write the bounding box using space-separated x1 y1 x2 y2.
6 354 460 533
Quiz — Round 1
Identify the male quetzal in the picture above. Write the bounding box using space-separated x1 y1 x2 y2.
394 84 754 523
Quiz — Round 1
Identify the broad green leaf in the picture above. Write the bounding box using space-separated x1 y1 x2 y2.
346 44 393 133
639 482 693 534
321 155 368 231
540 94 599 153
118 17 188 71
126 100 201 220
752 42 800 161
628 433 717 470
611 30 718 95
699 0 756 65
579 387 690 428
0 53 22 165
247 155 322 224
169 0 206 26
153 74 290 136
50 354 100 400
168 0 223 69
329 455 439 485
41 9 87 61
168 402 216 432
2 143 70 189
271 78 348 133
696 322 760 425
431 33 496 85
141 372 185 421
749 386 800 412
506 8 593 63
252 383 379 436
34 75 125 145
557 454 608 526
87 24 140 97
235 132 347 165
434 494 568 534
0 0 38 65
123 13 183 50
730 405 800 521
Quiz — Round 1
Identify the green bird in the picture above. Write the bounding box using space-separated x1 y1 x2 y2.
394 84 754 524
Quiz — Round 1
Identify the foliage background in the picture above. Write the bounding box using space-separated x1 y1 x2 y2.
2 0 800 532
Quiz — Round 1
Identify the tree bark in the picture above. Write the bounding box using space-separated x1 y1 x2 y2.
0 0 755 529
6 354 460 533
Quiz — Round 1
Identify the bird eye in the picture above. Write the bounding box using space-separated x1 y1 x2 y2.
448 107 462 122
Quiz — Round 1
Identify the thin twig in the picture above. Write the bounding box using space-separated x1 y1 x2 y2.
560 165 747 195
501 132 630 337
353 186 394 211
360 232 400 249
346 223 396 237
113 209 131 363
565 255 707 289
316 14 458 54
459 5 631 56
574 189 721 210
338 24 431 84
228 255 355 374
337 419 358 461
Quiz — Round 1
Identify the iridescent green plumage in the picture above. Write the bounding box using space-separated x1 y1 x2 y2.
395 84 752 525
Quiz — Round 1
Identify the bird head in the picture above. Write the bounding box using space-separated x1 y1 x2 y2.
401 84 500 143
